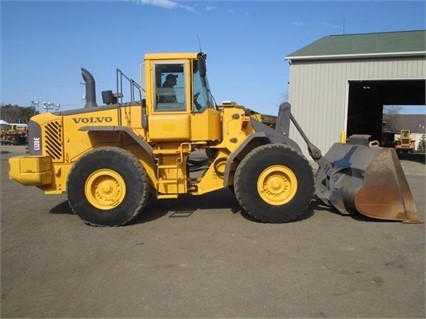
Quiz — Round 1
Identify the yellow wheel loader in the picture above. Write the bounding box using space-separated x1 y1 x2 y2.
9 52 420 226
395 129 416 154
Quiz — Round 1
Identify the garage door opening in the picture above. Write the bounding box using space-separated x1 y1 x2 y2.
346 80 425 143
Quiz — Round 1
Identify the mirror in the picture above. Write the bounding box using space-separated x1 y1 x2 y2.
197 52 207 78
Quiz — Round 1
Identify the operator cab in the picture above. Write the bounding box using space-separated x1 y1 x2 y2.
150 52 215 113
144 52 221 142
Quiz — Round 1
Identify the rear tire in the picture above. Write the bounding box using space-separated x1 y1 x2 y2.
234 144 314 223
67 147 149 226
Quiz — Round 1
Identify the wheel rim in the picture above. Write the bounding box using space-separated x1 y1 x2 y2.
85 169 126 210
257 165 298 205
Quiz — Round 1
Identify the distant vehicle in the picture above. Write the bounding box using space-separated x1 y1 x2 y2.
0 119 9 131
9 123 28 131
395 129 416 154
0 121 28 145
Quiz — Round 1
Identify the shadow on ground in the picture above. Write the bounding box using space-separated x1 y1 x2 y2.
49 188 243 225
398 153 426 164
49 189 321 226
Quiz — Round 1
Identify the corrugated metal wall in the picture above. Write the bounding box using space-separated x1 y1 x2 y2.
287 57 426 159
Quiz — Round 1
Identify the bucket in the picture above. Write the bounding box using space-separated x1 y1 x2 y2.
315 136 420 223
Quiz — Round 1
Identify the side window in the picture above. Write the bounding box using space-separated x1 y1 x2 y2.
154 63 185 111
192 59 214 112
192 69 208 113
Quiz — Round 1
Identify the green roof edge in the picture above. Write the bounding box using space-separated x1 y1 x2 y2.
286 30 426 61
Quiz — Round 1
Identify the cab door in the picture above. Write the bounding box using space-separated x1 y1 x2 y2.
148 60 191 141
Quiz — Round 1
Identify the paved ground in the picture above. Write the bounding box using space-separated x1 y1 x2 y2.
1 145 425 318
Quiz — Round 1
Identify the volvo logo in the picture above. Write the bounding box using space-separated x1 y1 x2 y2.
72 117 113 124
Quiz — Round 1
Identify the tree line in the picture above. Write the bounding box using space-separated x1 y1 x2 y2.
0 104 40 124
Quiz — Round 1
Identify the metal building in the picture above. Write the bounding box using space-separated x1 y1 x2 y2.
285 30 426 158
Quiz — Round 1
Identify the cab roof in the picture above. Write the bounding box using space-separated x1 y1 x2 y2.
144 52 200 61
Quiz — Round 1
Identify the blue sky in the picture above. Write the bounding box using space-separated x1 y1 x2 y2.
1 0 425 115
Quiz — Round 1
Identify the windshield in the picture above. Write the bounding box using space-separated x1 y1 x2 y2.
192 60 215 112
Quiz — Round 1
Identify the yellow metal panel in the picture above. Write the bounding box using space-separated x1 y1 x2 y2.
148 114 191 141
9 155 52 186
190 108 222 141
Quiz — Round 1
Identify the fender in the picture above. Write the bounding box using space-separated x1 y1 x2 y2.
78 125 155 167
222 120 302 186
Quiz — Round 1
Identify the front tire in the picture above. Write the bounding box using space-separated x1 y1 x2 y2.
234 144 314 223
67 147 149 226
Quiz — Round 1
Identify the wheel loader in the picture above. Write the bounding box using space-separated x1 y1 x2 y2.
395 129 416 154
9 52 420 226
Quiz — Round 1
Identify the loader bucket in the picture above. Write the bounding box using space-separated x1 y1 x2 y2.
315 138 420 223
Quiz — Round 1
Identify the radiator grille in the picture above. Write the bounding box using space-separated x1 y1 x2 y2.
44 121 63 161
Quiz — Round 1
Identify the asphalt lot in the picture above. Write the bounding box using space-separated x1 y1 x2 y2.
1 145 425 318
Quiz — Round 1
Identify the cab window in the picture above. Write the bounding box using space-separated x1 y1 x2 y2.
193 68 206 112
192 59 215 113
154 63 185 111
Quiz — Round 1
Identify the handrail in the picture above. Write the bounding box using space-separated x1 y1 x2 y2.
116 69 145 104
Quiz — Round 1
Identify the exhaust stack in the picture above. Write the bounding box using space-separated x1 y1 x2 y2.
81 67 98 108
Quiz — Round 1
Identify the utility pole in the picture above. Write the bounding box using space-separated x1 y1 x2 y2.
30 100 61 112
42 102 61 112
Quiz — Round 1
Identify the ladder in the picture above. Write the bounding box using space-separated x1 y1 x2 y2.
154 143 191 199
